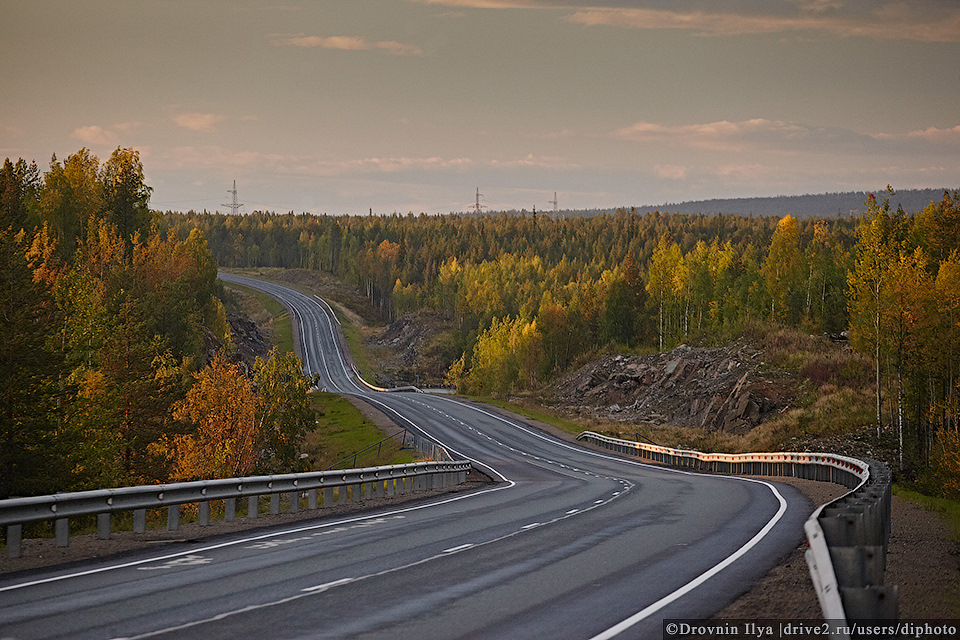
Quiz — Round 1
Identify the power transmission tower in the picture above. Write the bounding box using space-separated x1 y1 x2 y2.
548 192 558 213
468 187 485 213
222 180 244 214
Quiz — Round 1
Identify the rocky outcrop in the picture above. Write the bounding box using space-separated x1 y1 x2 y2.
368 311 456 387
228 314 270 367
551 344 791 434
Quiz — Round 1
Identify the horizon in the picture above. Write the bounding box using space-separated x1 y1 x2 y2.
155 185 957 217
4 1 958 215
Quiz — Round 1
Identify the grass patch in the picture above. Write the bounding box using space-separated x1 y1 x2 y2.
469 396 585 437
222 281 294 355
303 392 416 470
893 485 960 541
329 305 379 386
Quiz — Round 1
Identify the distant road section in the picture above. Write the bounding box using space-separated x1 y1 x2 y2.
0 273 811 640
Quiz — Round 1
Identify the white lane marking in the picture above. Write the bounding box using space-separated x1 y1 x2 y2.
136 555 212 571
243 536 312 550
301 578 354 593
423 394 799 637
587 478 789 640
566 509 579 515
221 278 794 639
110 480 631 640
442 543 475 554
521 523 542 530
0 488 509 594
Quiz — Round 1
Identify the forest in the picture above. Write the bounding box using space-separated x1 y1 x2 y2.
0 149 317 498
161 188 960 499
3 147 959 501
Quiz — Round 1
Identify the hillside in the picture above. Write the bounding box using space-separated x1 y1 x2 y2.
548 188 954 219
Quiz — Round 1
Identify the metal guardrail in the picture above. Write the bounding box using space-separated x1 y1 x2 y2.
575 431 894 637
326 427 454 470
1 460 471 559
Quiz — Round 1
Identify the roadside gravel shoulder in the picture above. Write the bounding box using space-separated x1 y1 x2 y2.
713 477 960 620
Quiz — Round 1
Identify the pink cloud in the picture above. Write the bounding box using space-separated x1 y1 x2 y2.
173 113 226 132
269 34 423 56
71 125 120 147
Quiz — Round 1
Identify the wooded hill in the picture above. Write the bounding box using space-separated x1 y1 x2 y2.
533 188 955 220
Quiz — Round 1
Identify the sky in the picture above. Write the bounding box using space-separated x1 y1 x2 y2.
2 0 959 215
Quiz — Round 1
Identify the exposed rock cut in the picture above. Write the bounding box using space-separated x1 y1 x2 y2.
368 311 456 387
550 344 792 434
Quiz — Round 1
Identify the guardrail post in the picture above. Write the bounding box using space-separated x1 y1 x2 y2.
134 508 146 532
324 486 334 507
248 496 258 519
97 513 111 539
288 492 299 513
225 499 235 521
375 479 384 498
270 494 280 515
167 505 180 531
198 501 210 526
840 585 899 621
338 486 348 504
830 546 885 588
6 524 21 558
352 483 362 503
55 518 69 547
307 489 317 510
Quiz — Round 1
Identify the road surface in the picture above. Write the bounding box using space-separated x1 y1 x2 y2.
0 273 811 640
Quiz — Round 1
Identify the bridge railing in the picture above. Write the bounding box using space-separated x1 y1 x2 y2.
575 431 894 638
1 460 471 559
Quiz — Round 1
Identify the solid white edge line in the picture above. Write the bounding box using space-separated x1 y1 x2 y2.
427 394 796 637
219 275 792 638
587 478 789 640
0 482 515 594
302 577 354 593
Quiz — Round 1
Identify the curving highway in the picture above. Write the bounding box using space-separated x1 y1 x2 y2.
0 273 812 640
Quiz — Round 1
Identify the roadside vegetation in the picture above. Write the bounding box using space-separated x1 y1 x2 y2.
305 392 415 470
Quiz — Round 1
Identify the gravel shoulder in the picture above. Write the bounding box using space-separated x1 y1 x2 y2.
712 477 960 620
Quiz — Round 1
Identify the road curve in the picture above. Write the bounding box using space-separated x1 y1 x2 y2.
0 274 812 640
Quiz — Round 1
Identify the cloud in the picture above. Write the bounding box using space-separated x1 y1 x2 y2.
70 122 141 147
332 156 472 173
655 164 688 179
156 146 473 178
71 125 120 147
414 1 960 42
269 33 424 56
566 6 960 42
173 113 226 132
490 153 578 169
614 117 880 153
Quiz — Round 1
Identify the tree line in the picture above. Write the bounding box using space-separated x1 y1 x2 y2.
163 188 960 496
0 149 316 498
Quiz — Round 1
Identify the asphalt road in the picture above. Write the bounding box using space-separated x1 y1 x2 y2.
0 274 812 640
